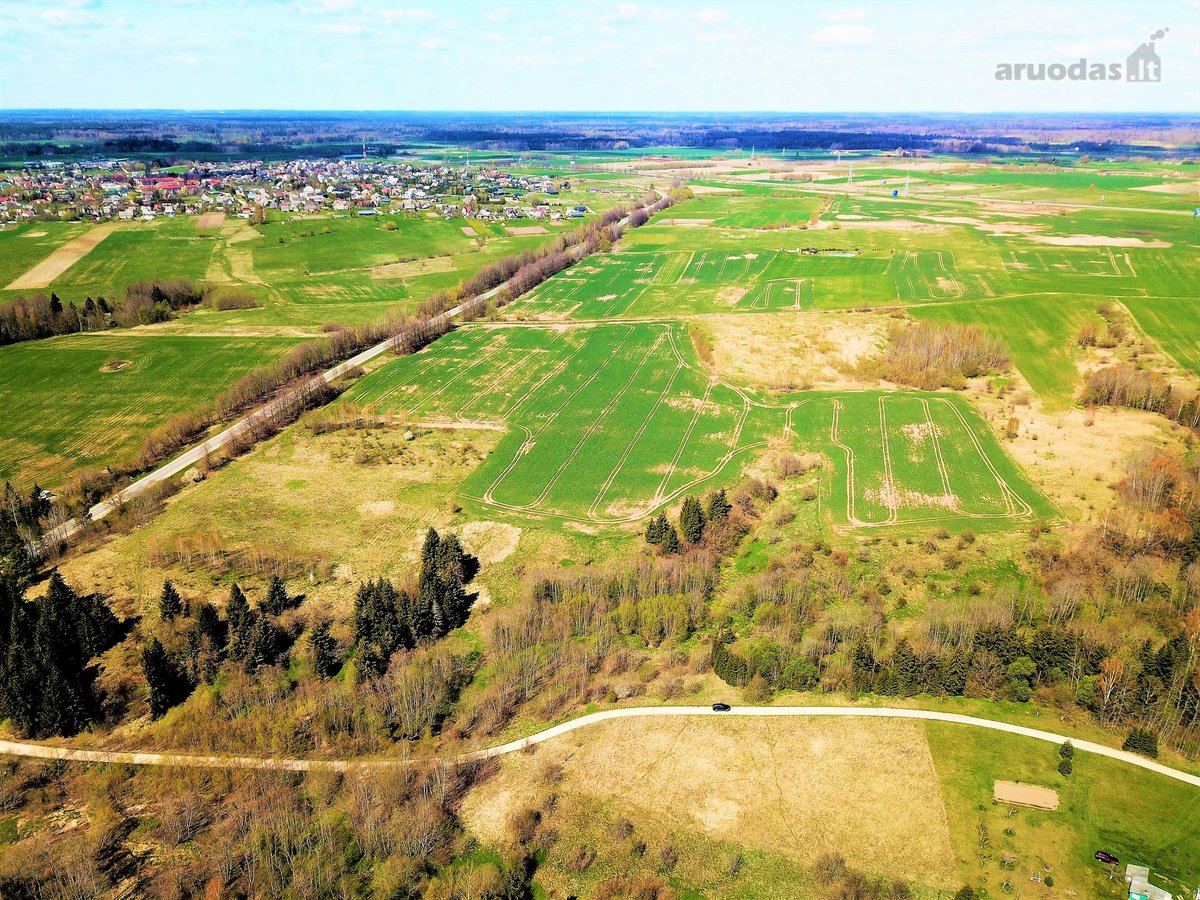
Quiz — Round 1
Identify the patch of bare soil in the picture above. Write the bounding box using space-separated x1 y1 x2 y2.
196 212 226 229
372 255 455 280
838 218 947 233
505 225 549 236
1030 234 1171 248
1131 179 1200 195
357 500 396 518
901 422 940 444
994 781 1058 810
99 360 132 373
716 285 748 305
458 521 521 565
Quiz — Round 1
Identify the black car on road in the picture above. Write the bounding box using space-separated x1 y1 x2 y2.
711 702 731 711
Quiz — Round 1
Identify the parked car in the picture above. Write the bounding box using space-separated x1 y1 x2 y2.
711 702 731 712
1094 851 1119 865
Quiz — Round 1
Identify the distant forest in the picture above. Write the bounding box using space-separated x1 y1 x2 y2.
1 110 1197 161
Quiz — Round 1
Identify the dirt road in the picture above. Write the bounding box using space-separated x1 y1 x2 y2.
2 706 1196 787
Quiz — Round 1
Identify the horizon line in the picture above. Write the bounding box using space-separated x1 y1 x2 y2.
3 108 1199 117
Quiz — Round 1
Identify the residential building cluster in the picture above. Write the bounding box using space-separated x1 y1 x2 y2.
0 157 597 224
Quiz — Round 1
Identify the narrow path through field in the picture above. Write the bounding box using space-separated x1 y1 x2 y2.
2 707 1195 788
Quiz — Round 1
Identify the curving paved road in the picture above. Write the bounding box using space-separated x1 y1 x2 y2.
2 706 1197 787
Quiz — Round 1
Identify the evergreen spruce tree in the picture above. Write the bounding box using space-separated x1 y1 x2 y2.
141 637 179 719
421 528 441 571
442 571 469 628
226 584 253 660
194 601 226 650
851 641 877 693
892 639 920 696
943 647 970 696
435 533 465 582
244 614 279 672
416 569 440 639
646 516 664 545
661 524 681 554
309 619 341 678
263 576 291 616
227 584 249 632
159 580 183 621
431 597 446 638
705 489 731 521
679 495 706 544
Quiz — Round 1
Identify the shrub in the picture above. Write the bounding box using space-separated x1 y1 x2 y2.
865 321 1007 390
1057 758 1072 777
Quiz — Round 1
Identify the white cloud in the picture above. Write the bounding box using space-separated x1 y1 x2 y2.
420 36 445 50
302 0 355 14
695 8 728 25
329 21 363 33
379 6 434 20
812 24 874 46
819 7 868 22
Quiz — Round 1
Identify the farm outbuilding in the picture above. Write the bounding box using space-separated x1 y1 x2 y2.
1125 864 1172 900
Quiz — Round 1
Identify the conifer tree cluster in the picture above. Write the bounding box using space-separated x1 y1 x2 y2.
646 490 731 554
141 579 293 720
0 573 123 737
353 529 476 678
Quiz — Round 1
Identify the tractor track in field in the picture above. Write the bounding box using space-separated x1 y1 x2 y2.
589 361 685 520
530 326 669 509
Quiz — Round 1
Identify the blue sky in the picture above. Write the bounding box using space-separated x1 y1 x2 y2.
0 0 1196 111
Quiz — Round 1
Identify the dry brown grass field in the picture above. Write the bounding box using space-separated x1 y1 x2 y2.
463 717 958 889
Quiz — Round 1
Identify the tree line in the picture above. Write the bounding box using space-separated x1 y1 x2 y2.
0 278 209 346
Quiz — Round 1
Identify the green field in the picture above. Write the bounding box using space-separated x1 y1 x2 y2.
928 722 1200 898
347 322 1051 530
0 221 93 288
912 295 1102 411
0 333 301 488
789 391 1056 529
